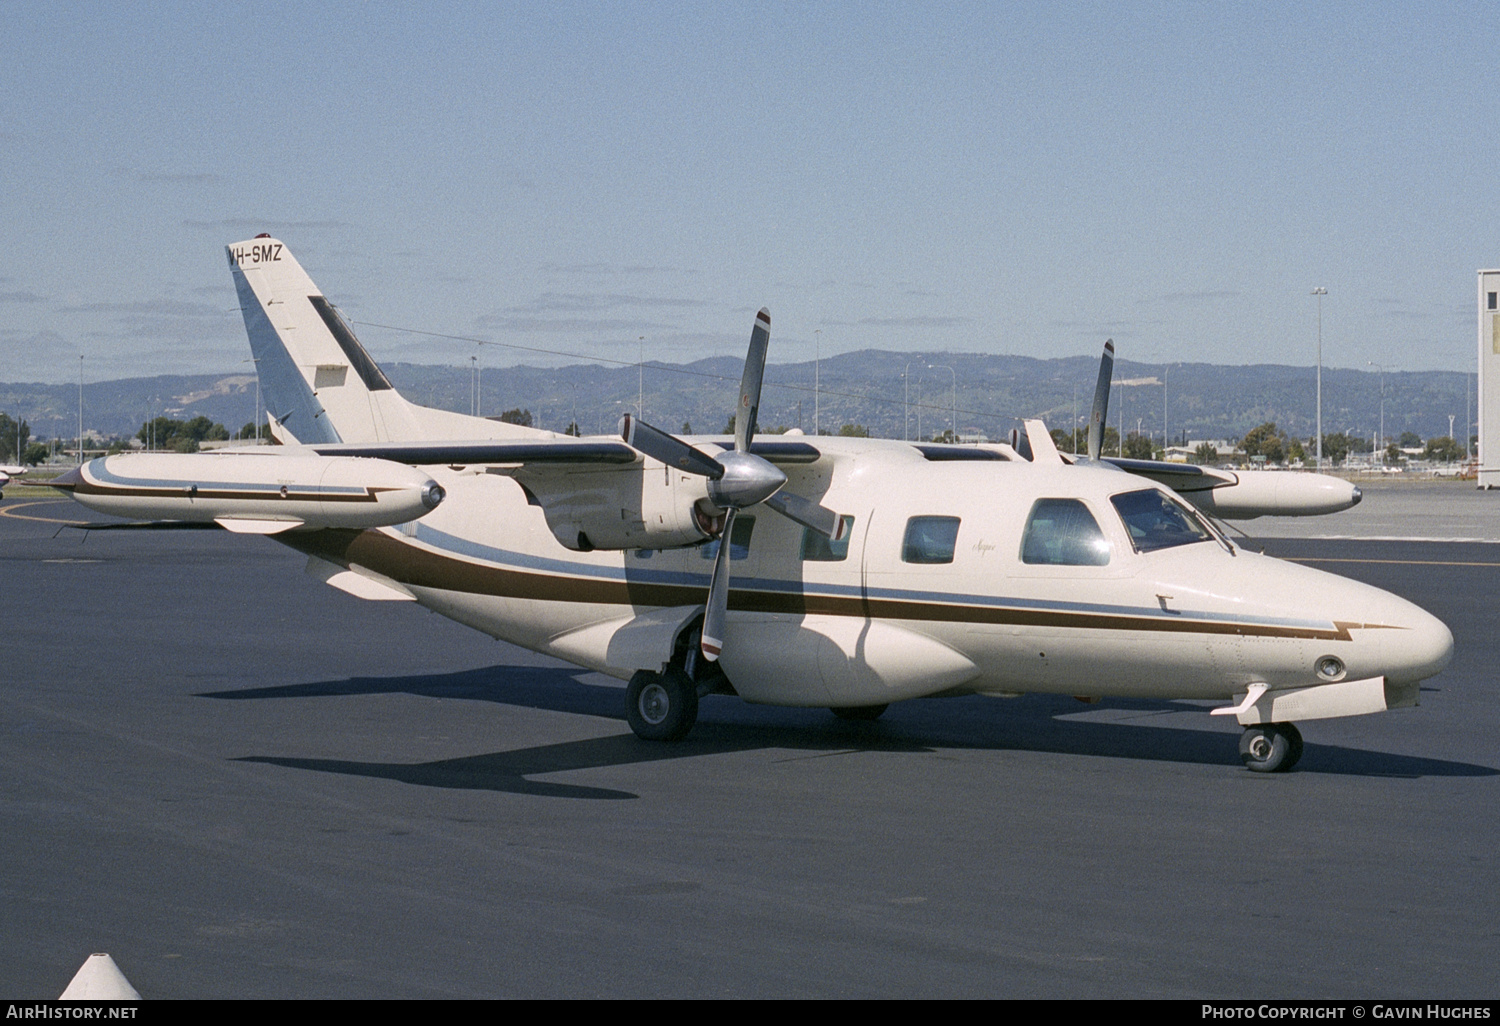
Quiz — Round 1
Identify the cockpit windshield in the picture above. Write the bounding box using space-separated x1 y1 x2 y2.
1110 489 1213 554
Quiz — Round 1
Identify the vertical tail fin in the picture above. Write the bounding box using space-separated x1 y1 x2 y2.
229 237 346 443
228 236 543 444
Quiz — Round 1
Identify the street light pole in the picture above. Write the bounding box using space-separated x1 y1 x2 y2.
1118 376 1125 457
903 360 913 441
1313 287 1327 470
1368 360 1384 464
929 364 956 441
1072 385 1078 453
814 330 821 437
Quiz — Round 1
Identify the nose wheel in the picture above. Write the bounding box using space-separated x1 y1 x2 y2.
1239 722 1304 773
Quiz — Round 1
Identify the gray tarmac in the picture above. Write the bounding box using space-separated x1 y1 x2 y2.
1246 476 1500 542
1 489 1497 999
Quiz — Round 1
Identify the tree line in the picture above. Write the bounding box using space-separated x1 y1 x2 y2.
1220 422 1466 466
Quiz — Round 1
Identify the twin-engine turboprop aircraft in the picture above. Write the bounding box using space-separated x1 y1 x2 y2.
51 236 1452 772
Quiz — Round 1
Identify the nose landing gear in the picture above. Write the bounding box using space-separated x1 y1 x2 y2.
1239 722 1304 773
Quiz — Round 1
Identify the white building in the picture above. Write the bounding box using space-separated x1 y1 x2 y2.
1479 269 1500 488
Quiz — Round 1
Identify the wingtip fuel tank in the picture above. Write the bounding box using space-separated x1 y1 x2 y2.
53 452 444 531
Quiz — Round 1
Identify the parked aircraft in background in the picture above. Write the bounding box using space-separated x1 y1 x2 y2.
50 237 1450 772
0 464 26 498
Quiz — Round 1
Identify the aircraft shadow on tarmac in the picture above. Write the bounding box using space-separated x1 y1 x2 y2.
199 666 1496 798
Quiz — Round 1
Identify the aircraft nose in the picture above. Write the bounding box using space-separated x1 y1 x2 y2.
1380 600 1453 685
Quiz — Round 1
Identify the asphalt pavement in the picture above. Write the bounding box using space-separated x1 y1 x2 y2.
1 491 1496 999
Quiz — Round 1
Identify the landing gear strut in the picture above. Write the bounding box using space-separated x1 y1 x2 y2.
626 666 698 742
1239 722 1304 773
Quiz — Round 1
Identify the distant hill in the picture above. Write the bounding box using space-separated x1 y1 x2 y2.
0 352 1474 445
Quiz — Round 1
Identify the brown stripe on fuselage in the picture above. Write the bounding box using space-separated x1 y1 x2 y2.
281 528 1393 643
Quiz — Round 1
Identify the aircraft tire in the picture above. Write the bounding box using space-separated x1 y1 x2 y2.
1239 722 1303 773
830 704 888 722
626 667 698 742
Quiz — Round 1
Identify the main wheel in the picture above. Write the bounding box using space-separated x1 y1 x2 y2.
1239 722 1304 773
831 704 888 722
626 667 698 742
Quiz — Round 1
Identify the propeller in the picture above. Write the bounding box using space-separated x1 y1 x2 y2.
1086 339 1115 460
619 307 845 662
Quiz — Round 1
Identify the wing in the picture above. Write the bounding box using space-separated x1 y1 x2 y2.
481 436 825 553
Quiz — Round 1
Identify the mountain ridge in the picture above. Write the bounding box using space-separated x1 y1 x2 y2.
0 351 1474 444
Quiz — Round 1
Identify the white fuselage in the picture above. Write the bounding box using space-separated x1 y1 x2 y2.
281 436 1452 711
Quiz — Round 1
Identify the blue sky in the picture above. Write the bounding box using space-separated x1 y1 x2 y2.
2 1 1496 383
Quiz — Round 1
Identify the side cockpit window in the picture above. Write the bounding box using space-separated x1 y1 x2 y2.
902 516 961 564
1110 489 1212 553
1020 499 1111 566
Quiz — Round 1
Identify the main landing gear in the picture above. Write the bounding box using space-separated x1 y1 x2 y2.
1239 722 1304 773
626 667 699 742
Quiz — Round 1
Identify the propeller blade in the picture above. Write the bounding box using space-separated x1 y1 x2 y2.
765 491 844 540
734 308 771 453
620 413 724 479
1087 339 1115 461
701 509 735 662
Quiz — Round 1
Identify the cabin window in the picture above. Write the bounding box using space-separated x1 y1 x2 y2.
1020 499 1112 566
1110 489 1212 553
902 516 961 564
801 516 856 562
700 515 756 561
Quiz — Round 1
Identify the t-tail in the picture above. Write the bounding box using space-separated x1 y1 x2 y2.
227 236 547 445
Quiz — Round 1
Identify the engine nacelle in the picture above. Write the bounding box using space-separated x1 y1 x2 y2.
51 452 444 531
519 465 715 551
